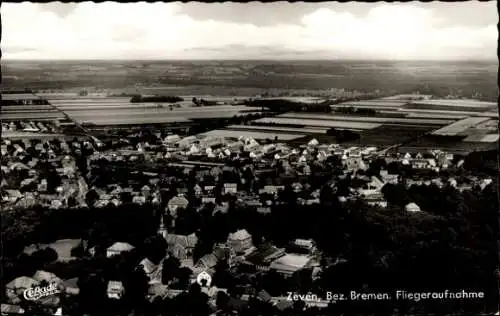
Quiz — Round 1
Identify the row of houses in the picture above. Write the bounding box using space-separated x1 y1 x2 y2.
1 137 89 210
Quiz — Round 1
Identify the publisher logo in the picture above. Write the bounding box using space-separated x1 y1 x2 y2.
23 283 61 301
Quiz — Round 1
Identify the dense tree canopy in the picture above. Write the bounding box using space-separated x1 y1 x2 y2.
2 175 498 314
130 95 184 103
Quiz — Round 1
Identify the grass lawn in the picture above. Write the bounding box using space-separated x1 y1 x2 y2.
24 239 81 262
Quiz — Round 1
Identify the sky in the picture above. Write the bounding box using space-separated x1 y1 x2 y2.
2 1 498 60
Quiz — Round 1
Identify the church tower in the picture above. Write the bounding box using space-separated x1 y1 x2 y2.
227 246 236 269
158 213 168 240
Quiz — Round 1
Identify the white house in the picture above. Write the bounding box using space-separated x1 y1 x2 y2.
106 242 135 258
227 229 253 254
270 254 312 276
307 138 319 147
132 195 146 205
139 258 163 284
345 156 367 171
223 183 238 194
405 202 421 213
167 195 189 216
293 239 316 252
164 135 181 145
177 136 198 149
107 281 124 299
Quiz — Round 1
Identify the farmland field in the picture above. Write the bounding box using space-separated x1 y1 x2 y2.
201 129 305 141
479 134 499 142
35 93 102 99
50 104 187 111
277 113 455 126
48 98 132 105
48 97 243 106
344 124 434 146
46 101 261 126
410 99 497 108
2 93 41 101
336 100 408 107
258 97 327 104
53 106 255 117
3 60 497 156
1 93 60 121
1 105 59 112
396 108 498 118
404 113 468 120
463 134 499 143
376 110 468 120
0 112 65 120
397 136 497 155
380 94 433 100
1 131 68 140
333 105 404 111
403 102 496 113
80 116 192 126
432 117 491 136
254 117 382 129
226 125 328 134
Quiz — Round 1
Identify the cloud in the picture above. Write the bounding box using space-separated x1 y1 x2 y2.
2 46 39 54
182 44 336 60
2 2 497 60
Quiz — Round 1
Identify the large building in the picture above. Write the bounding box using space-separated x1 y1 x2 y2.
270 254 313 276
227 229 253 254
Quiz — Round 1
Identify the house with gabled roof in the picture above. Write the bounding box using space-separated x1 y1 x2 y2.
192 254 218 276
165 233 197 260
193 184 203 197
147 283 169 302
62 278 79 295
3 190 22 203
132 195 146 205
257 206 271 214
223 183 238 194
139 257 164 284
204 185 216 194
201 196 216 204
270 253 312 276
1 304 25 315
405 202 421 213
292 239 316 253
214 202 229 214
244 243 285 270
257 289 272 302
228 229 253 254
106 242 135 258
141 185 151 198
166 233 198 249
167 195 189 215
5 277 39 304
169 243 188 260
32 270 63 286
107 281 124 299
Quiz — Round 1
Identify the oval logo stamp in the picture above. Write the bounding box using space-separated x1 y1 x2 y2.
23 283 61 301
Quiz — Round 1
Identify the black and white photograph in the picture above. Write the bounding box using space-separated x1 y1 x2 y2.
1 1 499 315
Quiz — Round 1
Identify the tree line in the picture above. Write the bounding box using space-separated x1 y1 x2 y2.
130 96 184 103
